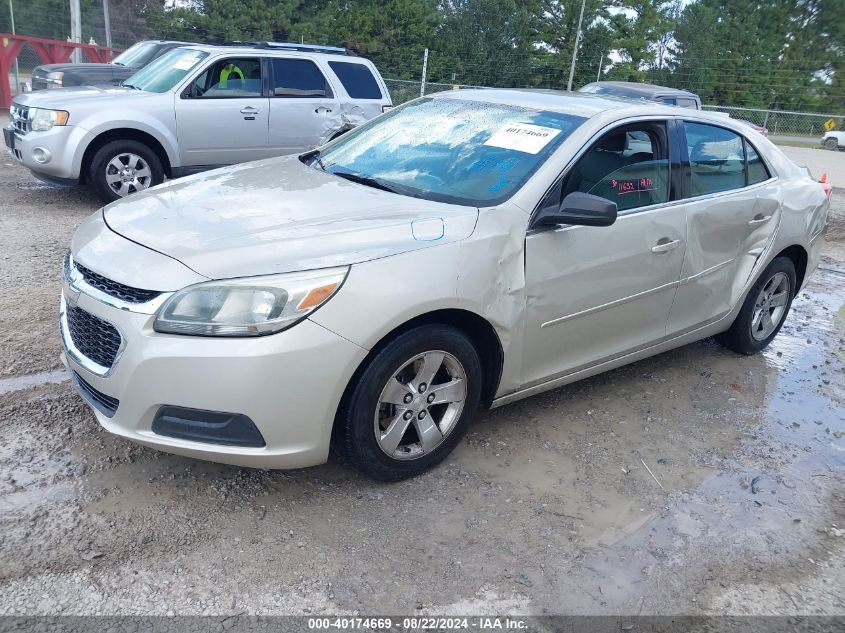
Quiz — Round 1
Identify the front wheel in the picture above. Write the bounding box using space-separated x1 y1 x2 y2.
89 139 164 203
335 325 482 481
717 257 796 355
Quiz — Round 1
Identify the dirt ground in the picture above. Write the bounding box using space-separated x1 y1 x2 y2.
0 150 844 617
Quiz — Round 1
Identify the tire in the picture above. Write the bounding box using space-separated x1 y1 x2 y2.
89 139 164 203
824 138 839 151
717 257 796 355
335 324 482 481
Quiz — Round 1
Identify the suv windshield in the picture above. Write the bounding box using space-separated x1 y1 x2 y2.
123 48 208 93
112 42 162 70
317 97 585 206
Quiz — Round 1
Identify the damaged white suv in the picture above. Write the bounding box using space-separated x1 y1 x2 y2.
5 42 391 202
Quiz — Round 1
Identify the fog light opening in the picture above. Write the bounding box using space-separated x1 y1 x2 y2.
32 147 51 164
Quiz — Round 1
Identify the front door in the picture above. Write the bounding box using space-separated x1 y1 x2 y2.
174 56 270 166
666 122 782 336
522 120 687 387
267 57 341 154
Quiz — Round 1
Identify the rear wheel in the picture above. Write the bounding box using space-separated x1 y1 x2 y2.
824 137 839 151
717 257 796 355
89 139 164 203
336 325 482 481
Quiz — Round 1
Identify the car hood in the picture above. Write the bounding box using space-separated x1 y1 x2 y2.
34 63 117 74
103 156 480 279
13 85 151 109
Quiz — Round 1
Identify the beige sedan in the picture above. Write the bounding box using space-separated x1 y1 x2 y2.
62 89 830 480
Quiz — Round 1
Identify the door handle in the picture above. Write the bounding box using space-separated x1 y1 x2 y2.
240 106 260 114
748 214 772 227
651 238 681 254
315 107 333 114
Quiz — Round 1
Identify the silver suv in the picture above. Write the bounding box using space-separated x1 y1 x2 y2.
4 43 391 202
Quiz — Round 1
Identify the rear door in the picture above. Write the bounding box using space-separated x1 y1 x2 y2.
666 121 781 336
326 59 390 122
267 56 340 154
174 56 270 166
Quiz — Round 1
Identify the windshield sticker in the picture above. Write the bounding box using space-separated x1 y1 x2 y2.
483 123 561 154
174 55 201 70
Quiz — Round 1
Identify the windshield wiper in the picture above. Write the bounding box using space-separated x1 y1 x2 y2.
330 170 400 194
122 83 142 90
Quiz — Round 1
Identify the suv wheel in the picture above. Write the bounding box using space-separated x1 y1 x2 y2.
89 140 164 203
336 325 482 481
717 257 796 355
824 137 839 151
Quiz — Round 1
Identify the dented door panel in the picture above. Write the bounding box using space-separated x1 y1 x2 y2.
521 205 687 388
667 181 782 336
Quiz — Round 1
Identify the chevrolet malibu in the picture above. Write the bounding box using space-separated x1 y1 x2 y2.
61 90 829 480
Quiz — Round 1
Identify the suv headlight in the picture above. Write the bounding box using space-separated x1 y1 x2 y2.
29 108 69 131
153 267 348 337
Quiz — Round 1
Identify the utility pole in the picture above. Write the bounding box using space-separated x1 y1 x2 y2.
102 0 112 50
566 0 586 91
8 0 19 93
596 53 602 82
420 48 429 98
70 0 82 63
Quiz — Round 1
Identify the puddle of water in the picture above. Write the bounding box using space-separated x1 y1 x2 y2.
0 369 68 396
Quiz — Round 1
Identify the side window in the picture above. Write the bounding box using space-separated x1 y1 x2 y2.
555 122 671 213
271 58 333 98
187 58 262 98
745 140 770 185
684 122 746 196
327 61 383 99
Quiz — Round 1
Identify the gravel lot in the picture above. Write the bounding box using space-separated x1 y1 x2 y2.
0 146 844 617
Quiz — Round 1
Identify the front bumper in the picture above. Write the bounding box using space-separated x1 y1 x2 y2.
60 287 368 469
5 123 92 181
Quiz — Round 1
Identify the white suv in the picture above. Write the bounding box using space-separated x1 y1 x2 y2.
4 42 392 202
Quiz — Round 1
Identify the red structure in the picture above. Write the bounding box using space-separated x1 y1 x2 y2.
1 33 120 108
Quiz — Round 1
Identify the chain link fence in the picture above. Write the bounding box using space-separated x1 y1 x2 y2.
702 105 840 138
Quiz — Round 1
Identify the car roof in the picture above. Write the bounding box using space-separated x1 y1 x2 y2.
430 88 752 129
580 81 699 99
431 88 684 117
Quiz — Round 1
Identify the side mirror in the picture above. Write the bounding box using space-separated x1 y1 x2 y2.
274 87 326 98
533 192 618 228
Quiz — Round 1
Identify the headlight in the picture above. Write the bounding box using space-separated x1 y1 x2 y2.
45 71 64 87
153 267 348 337
29 108 69 131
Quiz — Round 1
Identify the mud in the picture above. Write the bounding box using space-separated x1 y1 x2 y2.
0 157 844 616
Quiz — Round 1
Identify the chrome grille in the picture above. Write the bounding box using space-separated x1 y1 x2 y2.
10 103 28 134
65 305 122 369
75 261 162 304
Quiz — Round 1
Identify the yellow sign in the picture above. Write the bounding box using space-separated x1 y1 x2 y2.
824 118 837 131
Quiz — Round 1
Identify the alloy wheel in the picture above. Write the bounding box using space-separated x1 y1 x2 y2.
750 271 791 341
105 152 153 197
374 350 467 460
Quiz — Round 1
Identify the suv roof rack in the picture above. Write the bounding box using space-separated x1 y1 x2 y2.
217 41 352 55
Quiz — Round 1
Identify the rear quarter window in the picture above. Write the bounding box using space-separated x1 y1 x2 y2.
328 61 383 99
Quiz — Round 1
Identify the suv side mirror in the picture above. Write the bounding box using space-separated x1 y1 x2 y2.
533 192 618 229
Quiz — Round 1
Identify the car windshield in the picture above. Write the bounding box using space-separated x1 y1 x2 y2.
123 48 208 93
112 42 162 70
316 97 585 206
